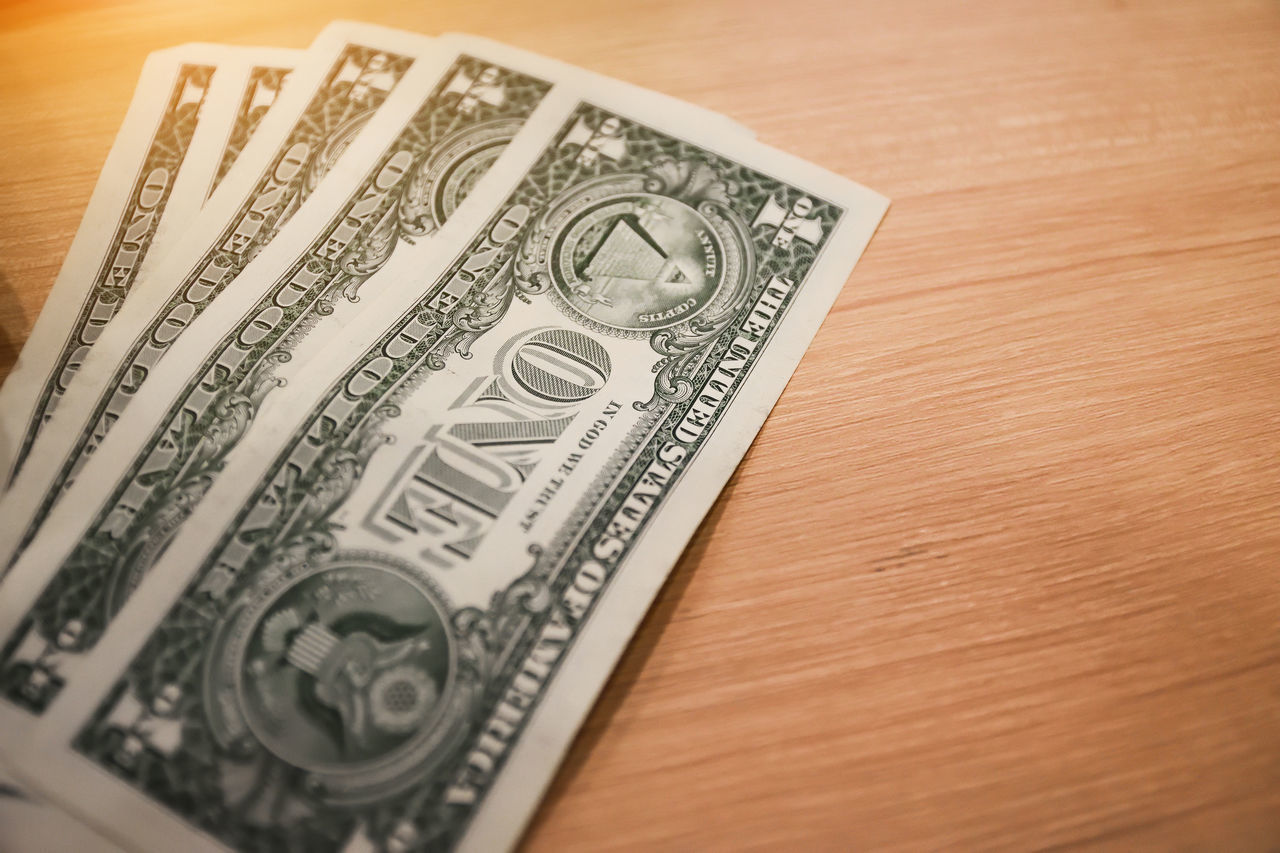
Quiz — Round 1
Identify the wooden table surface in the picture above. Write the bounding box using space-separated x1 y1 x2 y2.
1 0 1278 849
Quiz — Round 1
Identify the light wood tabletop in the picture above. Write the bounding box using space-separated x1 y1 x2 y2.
1 0 1278 849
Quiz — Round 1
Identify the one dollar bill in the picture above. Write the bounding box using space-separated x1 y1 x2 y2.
6 60 885 852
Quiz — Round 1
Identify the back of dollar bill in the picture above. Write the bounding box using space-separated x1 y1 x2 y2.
3 32 886 853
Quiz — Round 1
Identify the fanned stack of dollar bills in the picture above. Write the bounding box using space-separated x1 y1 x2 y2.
0 22 886 852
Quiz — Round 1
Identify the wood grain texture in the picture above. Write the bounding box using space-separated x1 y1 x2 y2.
1 0 1278 848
